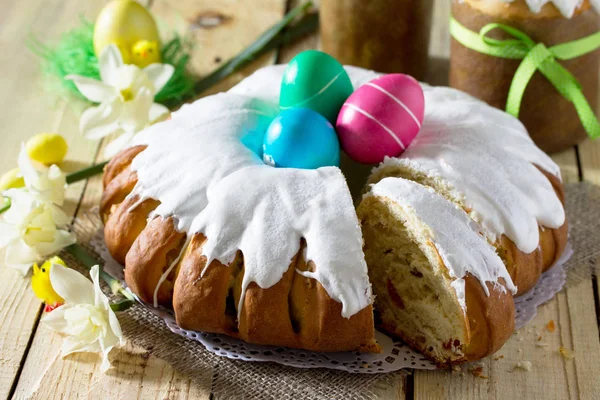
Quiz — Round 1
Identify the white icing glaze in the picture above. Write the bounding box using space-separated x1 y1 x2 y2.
235 65 565 254
375 84 566 254
496 0 599 18
367 177 517 307
129 92 371 319
125 64 564 321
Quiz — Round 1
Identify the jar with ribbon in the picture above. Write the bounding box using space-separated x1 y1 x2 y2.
449 0 599 153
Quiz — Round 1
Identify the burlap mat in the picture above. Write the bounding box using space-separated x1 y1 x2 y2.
63 182 599 399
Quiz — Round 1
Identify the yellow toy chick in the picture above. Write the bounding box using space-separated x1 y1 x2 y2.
32 256 67 312
94 0 162 68
131 40 161 67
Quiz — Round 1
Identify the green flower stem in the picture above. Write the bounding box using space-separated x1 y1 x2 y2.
191 2 317 96
66 243 134 312
65 161 108 184
0 197 10 214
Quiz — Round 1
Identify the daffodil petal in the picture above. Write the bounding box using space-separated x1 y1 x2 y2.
65 75 117 104
108 309 124 345
0 221 18 247
42 305 69 331
18 144 40 190
48 203 72 227
80 102 123 140
34 229 76 258
143 63 175 94
62 336 101 357
148 103 170 123
5 239 39 267
103 131 135 158
6 262 33 275
50 263 95 305
99 44 124 87
115 92 153 138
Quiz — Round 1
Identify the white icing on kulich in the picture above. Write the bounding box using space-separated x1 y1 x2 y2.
235 65 565 255
374 84 565 254
366 177 517 309
129 92 371 319
496 0 598 18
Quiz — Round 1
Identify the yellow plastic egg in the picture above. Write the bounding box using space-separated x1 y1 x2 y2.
26 133 68 165
93 0 161 66
0 168 24 191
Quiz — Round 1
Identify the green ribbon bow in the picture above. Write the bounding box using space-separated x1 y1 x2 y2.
450 17 600 139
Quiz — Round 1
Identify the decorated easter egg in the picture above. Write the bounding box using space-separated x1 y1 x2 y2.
241 129 265 159
336 74 424 164
26 133 68 165
94 0 160 65
263 108 340 169
280 50 353 124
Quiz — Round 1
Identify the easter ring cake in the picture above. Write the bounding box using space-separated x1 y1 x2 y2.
100 64 567 366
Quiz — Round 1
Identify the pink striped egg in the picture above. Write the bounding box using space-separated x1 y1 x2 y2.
336 74 425 164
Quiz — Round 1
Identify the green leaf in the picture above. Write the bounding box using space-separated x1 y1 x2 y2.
65 161 108 184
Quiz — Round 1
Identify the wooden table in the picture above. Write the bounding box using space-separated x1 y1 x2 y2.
1 0 599 399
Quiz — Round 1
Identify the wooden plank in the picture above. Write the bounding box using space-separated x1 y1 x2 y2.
575 137 600 398
13 323 211 400
12 0 288 398
151 0 288 99
0 0 104 397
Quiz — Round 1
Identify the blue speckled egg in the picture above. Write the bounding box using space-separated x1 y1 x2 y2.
263 108 340 169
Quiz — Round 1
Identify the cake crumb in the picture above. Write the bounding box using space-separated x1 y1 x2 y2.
518 348 523 353
546 320 556 332
537 335 543 341
452 365 462 372
493 355 504 361
515 361 532 371
559 346 575 360
469 365 489 379
518 337 524 342
536 342 549 348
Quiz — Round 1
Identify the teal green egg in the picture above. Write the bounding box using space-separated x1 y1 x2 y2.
280 50 353 124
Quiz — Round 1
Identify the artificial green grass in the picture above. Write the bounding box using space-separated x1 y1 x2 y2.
28 18 195 106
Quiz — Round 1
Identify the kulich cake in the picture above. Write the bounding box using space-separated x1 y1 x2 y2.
450 0 599 153
358 178 516 364
100 65 567 364
366 83 569 296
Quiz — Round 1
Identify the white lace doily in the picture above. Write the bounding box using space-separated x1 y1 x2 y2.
91 229 572 373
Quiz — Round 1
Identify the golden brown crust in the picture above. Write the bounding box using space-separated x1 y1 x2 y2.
365 165 568 297
124 216 186 305
104 146 379 353
450 0 599 153
498 168 568 295
100 167 138 223
174 237 380 352
173 234 239 335
463 276 515 361
104 195 160 264
103 145 146 189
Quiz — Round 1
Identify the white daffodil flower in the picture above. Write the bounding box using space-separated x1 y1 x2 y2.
66 44 173 157
0 189 76 274
42 264 124 372
18 144 66 206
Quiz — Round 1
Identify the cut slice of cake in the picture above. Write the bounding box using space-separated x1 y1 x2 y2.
358 177 516 365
